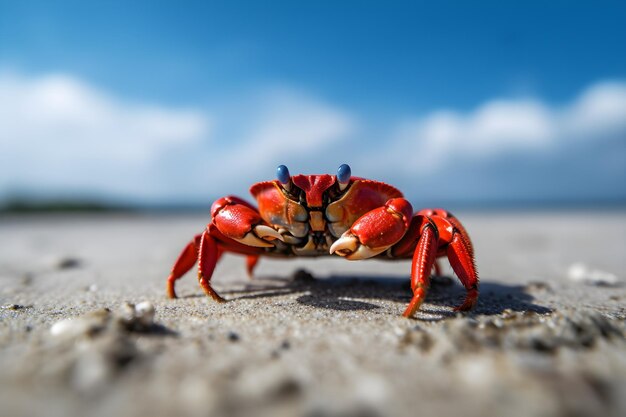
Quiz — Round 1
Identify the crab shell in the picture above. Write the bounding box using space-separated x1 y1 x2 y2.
249 174 404 256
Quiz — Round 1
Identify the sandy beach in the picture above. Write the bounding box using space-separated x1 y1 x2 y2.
1 211 625 417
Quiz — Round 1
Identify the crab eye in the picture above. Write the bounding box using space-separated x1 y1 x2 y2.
276 165 291 185
337 164 351 189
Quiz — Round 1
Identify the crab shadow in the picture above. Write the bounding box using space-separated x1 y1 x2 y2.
219 269 552 319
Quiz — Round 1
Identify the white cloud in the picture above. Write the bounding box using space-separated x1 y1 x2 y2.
564 81 626 137
246 89 354 156
392 100 553 171
377 81 626 175
0 71 210 164
0 69 623 204
0 71 355 201
209 88 355 183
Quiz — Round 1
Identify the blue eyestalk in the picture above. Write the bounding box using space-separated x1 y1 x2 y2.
276 164 291 184
337 164 351 184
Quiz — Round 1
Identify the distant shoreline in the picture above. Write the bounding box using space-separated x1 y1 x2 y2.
1 197 625 214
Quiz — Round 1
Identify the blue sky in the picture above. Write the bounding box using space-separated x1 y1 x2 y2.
1 1 625 206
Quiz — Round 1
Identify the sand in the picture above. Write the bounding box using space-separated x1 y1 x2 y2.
0 212 625 417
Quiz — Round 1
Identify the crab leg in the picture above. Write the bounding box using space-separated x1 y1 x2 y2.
166 195 277 300
246 255 260 278
403 224 438 318
418 208 475 258
197 230 226 303
397 209 479 316
166 233 202 299
447 232 479 311
166 231 227 300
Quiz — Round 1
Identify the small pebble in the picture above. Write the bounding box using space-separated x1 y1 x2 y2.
50 312 110 338
56 257 81 270
118 301 156 331
2 304 27 310
568 263 621 286
120 303 137 322
526 281 551 291
134 301 155 326
227 331 240 342
271 340 291 358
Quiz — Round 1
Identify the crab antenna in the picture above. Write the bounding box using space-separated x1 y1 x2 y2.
337 164 351 191
276 165 291 191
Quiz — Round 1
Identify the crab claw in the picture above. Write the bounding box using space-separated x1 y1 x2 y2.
329 232 387 260
238 225 284 248
330 198 413 260
211 196 284 248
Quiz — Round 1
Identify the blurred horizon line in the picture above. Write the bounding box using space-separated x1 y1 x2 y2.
2 195 625 214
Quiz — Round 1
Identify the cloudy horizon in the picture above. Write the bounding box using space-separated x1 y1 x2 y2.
1 69 624 207
1 2 624 208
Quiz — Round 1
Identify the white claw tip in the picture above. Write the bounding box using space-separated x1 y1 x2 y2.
254 225 285 242
235 226 284 248
329 235 358 256
330 234 389 260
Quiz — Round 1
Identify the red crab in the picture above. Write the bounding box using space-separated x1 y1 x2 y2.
166 164 478 317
